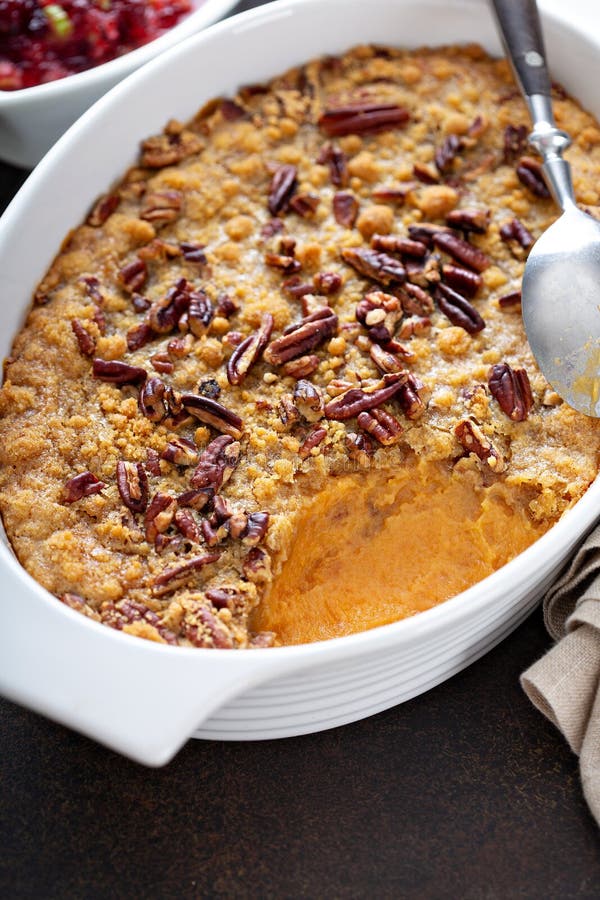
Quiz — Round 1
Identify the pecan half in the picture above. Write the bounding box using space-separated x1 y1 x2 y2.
446 207 490 234
333 192 359 228
324 373 407 420
188 289 214 337
345 431 374 467
488 363 533 421
293 380 324 422
432 231 490 272
264 307 338 365
139 377 167 422
140 190 182 226
161 437 199 467
190 435 241 491
63 472 105 503
87 193 120 227
227 313 274 385
116 461 149 514
371 234 428 258
299 425 327 459
435 283 485 333
181 394 243 439
516 156 550 198
455 418 506 472
342 247 406 285
152 553 221 597
357 407 403 445
442 264 482 298
93 359 147 385
144 492 177 543
268 163 297 215
319 102 410 137
71 319 96 357
317 142 348 186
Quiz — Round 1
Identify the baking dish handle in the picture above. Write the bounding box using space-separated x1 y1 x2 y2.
0 567 285 766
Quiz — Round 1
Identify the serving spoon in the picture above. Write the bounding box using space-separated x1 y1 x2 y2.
492 0 600 417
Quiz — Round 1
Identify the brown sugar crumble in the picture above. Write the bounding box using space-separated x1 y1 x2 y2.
1 43 600 648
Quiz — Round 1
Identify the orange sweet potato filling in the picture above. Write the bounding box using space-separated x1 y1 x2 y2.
251 459 546 645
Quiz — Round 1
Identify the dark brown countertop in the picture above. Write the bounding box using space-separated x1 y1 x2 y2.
1 3 599 892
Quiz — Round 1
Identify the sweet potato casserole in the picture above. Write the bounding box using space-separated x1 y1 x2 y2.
1 43 600 647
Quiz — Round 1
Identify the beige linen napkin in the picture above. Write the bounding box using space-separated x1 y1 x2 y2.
522 527 600 825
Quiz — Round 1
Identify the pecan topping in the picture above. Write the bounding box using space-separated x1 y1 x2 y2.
324 373 407 420
146 448 162 476
432 231 490 272
498 290 522 308
140 130 202 168
178 488 213 511
333 192 359 228
357 407 403 445
219 98 247 120
152 553 221 597
144 492 177 544
264 307 338 365
242 512 270 547
268 163 297 215
127 322 154 352
398 315 432 339
87 193 119 226
63 472 105 503
71 319 96 357
201 518 229 548
516 156 550 198
188 289 214 337
398 282 434 316
180 242 208 265
345 432 374 467
317 142 348 186
181 394 244 439
293 380 324 422
100 599 177 644
118 259 147 293
132 294 151 312
396 373 426 419
413 162 439 184
282 355 320 379
148 279 192 334
138 377 167 422
318 102 410 137
227 313 274 386
455 418 506 472
92 359 147 384
243 547 271 583
356 290 402 344
407 223 447 247
369 342 405 374
116 461 149 514
191 435 241 491
299 425 327 459
371 234 427 258
503 124 528 164
342 247 406 286
442 264 482 298
313 271 342 295
488 363 534 421
499 217 534 249
372 183 416 203
446 207 490 234
289 193 320 217
174 508 201 543
150 353 174 375
182 603 233 649
265 252 301 273
197 379 221 401
161 437 199 467
140 190 182 226
435 283 485 334
435 134 463 173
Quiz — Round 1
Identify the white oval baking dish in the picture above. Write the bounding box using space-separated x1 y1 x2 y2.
1 0 599 766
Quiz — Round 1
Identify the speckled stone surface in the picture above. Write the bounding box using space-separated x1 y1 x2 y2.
1 2 600 892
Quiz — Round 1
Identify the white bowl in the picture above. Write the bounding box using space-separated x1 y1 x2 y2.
1 0 599 766
0 0 238 168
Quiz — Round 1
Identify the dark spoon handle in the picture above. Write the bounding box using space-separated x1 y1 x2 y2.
491 0 551 99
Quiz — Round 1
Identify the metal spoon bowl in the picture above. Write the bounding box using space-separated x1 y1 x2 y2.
493 0 600 417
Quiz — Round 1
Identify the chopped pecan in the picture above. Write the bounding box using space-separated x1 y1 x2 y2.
398 315 432 339
516 156 550 198
227 313 274 385
127 322 154 352
369 342 405 374
268 163 297 215
140 130 202 168
503 124 528 164
168 334 194 359
356 290 402 344
161 437 199 467
144 492 177 544
174 508 202 543
357 407 403 445
435 134 463 173
116 460 149 514
317 142 348 186
100 599 177 644
293 380 324 422
488 363 533 421
178 488 213 511
318 102 410 137
265 252 301 273
313 271 342 295
182 604 233 649
139 377 167 422
371 234 427 258
201 519 229 548
282 277 314 298
282 354 320 378
333 192 359 228
345 431 374 467
87 193 119 226
406 223 446 247
396 373 426 419
398 282 434 316
132 294 151 312
205 586 242 610
71 319 96 357
242 512 270 547
324 373 407 420
150 352 174 375
372 183 416 203
299 425 327 459
455 418 506 472
499 217 534 249
60 593 100 621
138 239 182 262
146 448 162 476
342 247 406 285
278 395 300 427
118 259 147 293
148 278 191 334
188 289 214 337
432 231 490 272
180 242 208 265
81 275 103 304
93 359 147 385
446 207 490 234
140 190 182 226
63 472 105 503
219 98 247 120
413 162 439 184
264 307 338 365
404 254 442 288
228 512 248 540
442 264 482 298
435 283 485 333
243 547 271 583
182 394 243 439
498 290 522 308
190 435 241 491
152 552 221 596
289 193 320 217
